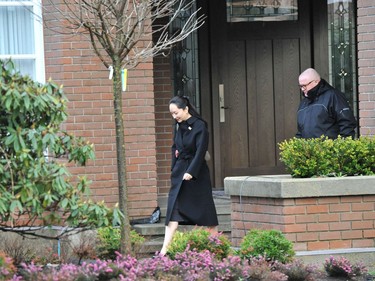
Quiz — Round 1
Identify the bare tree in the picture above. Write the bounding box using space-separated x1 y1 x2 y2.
44 0 205 254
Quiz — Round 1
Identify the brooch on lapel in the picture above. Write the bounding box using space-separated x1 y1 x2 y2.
188 126 192 130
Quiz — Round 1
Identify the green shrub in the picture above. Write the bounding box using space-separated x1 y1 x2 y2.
238 229 295 263
167 228 232 260
279 136 375 178
0 59 121 237
96 226 145 260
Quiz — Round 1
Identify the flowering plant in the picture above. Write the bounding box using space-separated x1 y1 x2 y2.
324 255 368 279
274 258 321 281
14 250 289 281
0 252 16 281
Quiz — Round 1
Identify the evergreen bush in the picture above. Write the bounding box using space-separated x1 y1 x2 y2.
166 228 232 260
96 226 145 259
238 229 295 263
279 136 375 178
0 59 121 236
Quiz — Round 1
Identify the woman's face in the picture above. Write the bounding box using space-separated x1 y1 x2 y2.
169 103 190 123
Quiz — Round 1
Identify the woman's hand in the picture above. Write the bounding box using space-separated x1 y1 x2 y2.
183 173 193 181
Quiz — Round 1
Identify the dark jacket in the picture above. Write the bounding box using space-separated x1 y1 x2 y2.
296 79 357 139
165 116 218 226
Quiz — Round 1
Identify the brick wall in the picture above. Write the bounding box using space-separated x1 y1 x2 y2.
154 54 174 197
43 4 158 218
230 195 375 251
357 0 375 136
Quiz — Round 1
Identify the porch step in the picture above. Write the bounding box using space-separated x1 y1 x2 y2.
132 191 231 255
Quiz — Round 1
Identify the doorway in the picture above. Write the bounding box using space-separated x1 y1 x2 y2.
206 0 313 186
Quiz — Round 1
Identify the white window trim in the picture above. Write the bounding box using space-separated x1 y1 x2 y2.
0 0 45 83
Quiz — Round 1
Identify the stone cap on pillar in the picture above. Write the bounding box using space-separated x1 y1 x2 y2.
224 175 375 198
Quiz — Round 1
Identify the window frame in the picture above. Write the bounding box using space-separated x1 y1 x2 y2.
0 0 45 82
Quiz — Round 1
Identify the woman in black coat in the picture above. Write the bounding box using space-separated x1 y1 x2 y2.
159 96 218 256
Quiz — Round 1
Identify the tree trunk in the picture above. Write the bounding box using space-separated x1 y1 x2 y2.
112 59 131 254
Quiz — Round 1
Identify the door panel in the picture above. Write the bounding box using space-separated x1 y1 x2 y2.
227 41 248 168
225 39 300 175
273 38 301 166
247 40 275 168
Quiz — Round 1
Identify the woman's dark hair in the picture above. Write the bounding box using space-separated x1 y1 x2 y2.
169 95 207 126
169 96 199 117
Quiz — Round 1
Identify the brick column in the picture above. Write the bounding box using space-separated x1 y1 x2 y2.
225 176 375 251
357 0 375 136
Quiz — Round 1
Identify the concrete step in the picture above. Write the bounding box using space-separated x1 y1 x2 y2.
133 222 232 255
133 192 231 236
132 221 231 237
132 191 231 255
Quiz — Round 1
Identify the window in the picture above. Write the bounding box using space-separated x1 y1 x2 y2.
327 0 357 118
171 1 200 113
0 0 45 82
226 0 298 22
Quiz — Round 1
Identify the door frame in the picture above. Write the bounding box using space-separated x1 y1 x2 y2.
198 0 329 188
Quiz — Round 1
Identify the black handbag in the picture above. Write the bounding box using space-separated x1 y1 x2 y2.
130 206 161 225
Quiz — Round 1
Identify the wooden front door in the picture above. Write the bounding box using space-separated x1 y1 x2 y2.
208 1 313 185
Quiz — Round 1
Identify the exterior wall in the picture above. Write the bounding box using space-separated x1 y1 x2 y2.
38 0 375 220
230 195 375 251
42 4 158 218
357 0 375 136
154 54 174 197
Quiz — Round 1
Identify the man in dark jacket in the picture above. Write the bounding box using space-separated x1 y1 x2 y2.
296 68 357 139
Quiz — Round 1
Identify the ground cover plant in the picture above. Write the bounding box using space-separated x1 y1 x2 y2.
324 255 368 279
2 251 369 280
0 226 370 280
0 252 16 281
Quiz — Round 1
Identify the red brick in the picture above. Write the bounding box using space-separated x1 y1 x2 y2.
330 240 352 249
329 203 351 213
295 214 317 223
363 211 375 220
341 230 363 240
295 198 317 205
364 229 375 238
340 212 363 221
352 220 374 229
297 232 319 242
306 205 329 214
340 196 363 203
284 224 307 233
283 206 306 215
352 239 374 248
319 231 341 241
308 223 329 232
318 213 340 222
352 202 374 211
307 241 329 251
329 222 351 231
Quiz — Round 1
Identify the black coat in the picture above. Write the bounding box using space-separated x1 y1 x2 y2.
165 116 218 226
296 79 357 139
